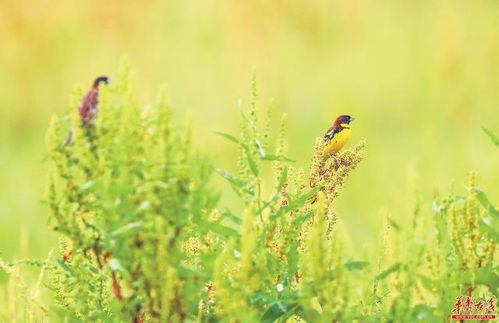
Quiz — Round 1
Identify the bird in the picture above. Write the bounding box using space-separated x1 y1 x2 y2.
79 76 109 125
64 76 109 146
322 114 354 157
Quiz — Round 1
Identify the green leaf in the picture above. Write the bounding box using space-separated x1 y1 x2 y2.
475 266 499 293
79 264 100 274
270 185 323 220
277 166 288 192
197 219 241 238
475 187 499 218
81 181 95 190
287 239 300 278
55 258 75 276
418 274 437 291
262 154 295 162
481 126 499 146
257 194 278 215
257 167 288 215
220 209 242 225
110 221 142 236
174 264 210 279
411 304 439 323
375 263 401 280
214 131 249 150
458 265 499 293
293 211 314 227
215 168 254 195
254 138 266 159
247 152 259 177
478 216 499 242
249 293 272 306
260 301 299 323
387 217 401 231
214 131 263 176
345 261 369 272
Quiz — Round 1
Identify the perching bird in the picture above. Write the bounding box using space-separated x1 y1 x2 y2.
323 114 354 157
64 76 109 146
79 76 109 125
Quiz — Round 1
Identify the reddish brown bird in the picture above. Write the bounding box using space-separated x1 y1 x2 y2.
79 76 109 125
64 76 109 146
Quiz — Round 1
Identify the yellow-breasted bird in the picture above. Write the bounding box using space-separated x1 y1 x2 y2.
323 114 354 157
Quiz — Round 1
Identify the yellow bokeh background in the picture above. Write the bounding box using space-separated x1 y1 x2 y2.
0 0 498 260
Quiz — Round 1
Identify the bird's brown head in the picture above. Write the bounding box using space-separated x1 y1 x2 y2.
333 114 354 127
92 76 109 89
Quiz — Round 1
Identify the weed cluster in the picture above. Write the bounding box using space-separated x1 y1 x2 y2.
1 63 496 322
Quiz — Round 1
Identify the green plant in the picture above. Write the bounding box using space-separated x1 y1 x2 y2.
210 75 366 322
0 256 50 322
375 172 498 322
43 65 367 322
38 63 499 322
45 60 220 321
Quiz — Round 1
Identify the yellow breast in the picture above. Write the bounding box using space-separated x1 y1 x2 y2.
323 128 351 156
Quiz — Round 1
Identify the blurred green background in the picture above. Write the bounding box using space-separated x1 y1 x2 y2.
0 0 498 262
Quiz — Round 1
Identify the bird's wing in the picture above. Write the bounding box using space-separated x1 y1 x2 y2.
323 125 339 144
